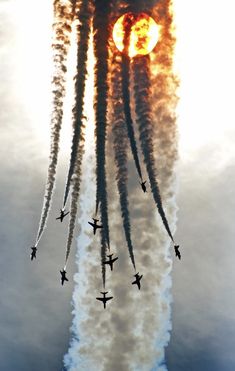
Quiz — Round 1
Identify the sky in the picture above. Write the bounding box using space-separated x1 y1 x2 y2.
0 0 235 370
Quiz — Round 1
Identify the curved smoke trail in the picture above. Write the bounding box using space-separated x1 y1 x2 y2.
35 0 73 245
133 55 175 244
111 53 136 271
93 0 111 287
121 15 143 182
62 0 92 209
64 143 84 266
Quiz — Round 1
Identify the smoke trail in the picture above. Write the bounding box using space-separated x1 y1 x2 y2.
121 15 143 182
63 147 98 371
151 0 179 195
64 1 178 368
93 0 111 287
111 53 136 271
133 55 175 244
63 130 175 371
62 0 92 209
64 142 84 266
35 0 73 245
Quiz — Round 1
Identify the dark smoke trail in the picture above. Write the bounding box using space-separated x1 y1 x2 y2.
64 143 84 266
93 0 111 287
62 0 92 209
111 53 136 271
36 0 73 245
121 15 143 182
133 55 175 244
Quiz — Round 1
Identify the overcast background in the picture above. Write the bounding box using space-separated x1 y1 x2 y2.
0 0 235 370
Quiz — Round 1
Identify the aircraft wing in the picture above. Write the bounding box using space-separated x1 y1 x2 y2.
56 216 61 220
88 222 94 227
64 212 69 217
96 297 104 302
106 296 113 301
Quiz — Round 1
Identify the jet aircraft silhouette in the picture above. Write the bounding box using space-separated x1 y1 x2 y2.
174 245 181 260
104 254 118 271
88 218 103 235
30 247 37 261
96 291 113 309
140 180 147 193
56 209 69 222
132 272 143 290
60 269 69 285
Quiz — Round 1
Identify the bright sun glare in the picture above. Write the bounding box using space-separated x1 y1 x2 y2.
113 13 159 58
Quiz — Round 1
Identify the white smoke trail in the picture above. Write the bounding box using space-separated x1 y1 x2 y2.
63 37 100 369
64 135 175 371
63 138 97 370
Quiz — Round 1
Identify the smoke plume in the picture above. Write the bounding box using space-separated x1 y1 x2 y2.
35 0 73 245
121 15 143 182
93 0 112 287
133 55 175 244
64 142 84 266
111 53 136 272
62 0 92 209
33 0 179 369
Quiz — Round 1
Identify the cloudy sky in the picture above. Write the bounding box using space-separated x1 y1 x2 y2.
0 0 235 370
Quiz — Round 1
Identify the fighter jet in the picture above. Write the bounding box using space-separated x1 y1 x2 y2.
88 218 103 235
104 254 118 271
56 209 69 222
30 247 37 261
174 245 181 260
132 272 143 290
96 292 113 309
60 269 69 285
140 180 147 193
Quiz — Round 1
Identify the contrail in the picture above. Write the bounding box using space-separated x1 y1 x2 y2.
35 0 73 246
121 15 143 182
93 0 111 287
111 53 136 271
62 0 92 209
133 55 175 244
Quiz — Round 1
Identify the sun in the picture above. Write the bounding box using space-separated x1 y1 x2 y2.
112 12 159 58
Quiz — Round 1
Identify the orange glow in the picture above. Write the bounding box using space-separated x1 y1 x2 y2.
112 13 159 58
